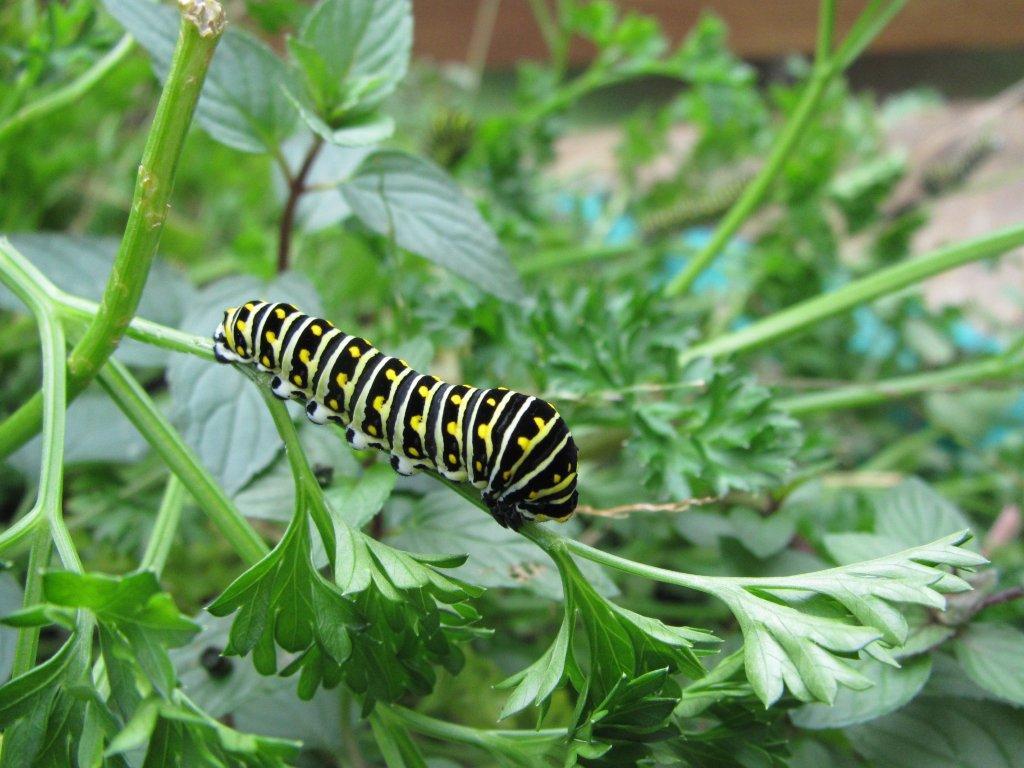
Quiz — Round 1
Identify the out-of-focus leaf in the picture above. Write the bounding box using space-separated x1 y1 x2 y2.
790 655 931 729
953 623 1024 706
0 574 23 684
324 462 396 528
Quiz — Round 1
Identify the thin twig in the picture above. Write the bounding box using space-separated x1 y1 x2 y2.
576 497 718 519
979 587 1024 610
277 136 324 273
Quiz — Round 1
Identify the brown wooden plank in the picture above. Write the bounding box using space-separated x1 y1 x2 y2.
413 0 1024 66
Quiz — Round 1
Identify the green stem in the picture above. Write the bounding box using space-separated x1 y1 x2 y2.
518 241 634 275
0 35 135 144
382 705 564 752
679 223 1024 364
780 354 1024 414
663 0 905 298
247 370 337 560
10 525 51 678
0 3 224 462
96 359 268 567
139 475 187 576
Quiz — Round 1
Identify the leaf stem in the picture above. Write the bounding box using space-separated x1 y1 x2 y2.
10 524 51 678
139 475 187 576
0 6 223 461
780 353 1024 414
679 223 1024 364
277 136 324 273
96 359 268 566
0 34 135 145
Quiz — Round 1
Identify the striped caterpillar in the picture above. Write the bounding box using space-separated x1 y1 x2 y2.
213 300 578 530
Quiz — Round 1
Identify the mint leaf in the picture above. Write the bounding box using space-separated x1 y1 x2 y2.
953 623 1024 706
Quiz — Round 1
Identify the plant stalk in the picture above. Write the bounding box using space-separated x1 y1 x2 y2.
0 4 224 461
679 223 1024 364
781 353 1024 414
140 475 187 576
97 359 268 567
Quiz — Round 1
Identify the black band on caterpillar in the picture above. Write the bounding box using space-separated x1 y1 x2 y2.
213 300 578 530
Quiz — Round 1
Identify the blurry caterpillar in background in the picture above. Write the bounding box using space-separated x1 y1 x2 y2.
213 300 578 530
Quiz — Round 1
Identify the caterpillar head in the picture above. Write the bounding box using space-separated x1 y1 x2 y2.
213 300 263 364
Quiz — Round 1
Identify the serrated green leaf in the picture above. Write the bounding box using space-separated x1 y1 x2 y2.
0 635 76 727
340 150 524 301
497 610 572 719
324 462 396 528
105 697 159 756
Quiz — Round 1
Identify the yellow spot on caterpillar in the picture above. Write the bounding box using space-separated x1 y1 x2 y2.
528 491 538 499
497 386 509 391
236 345 245 355
446 421 458 436
503 470 512 480
410 415 422 429
292 375 302 385
385 369 397 381
266 331 277 343
474 461 482 471
477 424 490 439
275 308 286 319
517 436 530 449
554 474 562 483
310 324 322 336
534 417 546 429
451 394 462 405
261 356 270 367
418 385 430 397
329 399 339 410
348 346 361 358
373 396 385 411
244 302 255 310
336 372 348 386
235 320 247 332
367 425 377 436
299 349 310 364
447 453 457 465
408 447 420 457
486 397 496 406
399 359 408 366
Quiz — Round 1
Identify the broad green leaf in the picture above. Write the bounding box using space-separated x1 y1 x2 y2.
101 0 299 154
284 88 396 146
727 506 796 559
296 0 411 114
872 478 974 550
953 623 1024 706
790 655 932 729
340 150 524 301
167 274 321 495
105 697 160 756
848 698 1024 768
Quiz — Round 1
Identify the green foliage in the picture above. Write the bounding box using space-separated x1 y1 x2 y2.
1 0 1022 765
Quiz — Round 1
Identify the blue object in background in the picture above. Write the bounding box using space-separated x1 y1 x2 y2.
848 306 898 360
950 319 1003 354
657 226 751 295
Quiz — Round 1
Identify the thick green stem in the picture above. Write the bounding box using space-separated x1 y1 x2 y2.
663 0 906 298
518 242 634 275
781 353 1024 415
97 359 268 567
0 3 224 461
0 35 135 144
679 223 1024 364
140 475 187 576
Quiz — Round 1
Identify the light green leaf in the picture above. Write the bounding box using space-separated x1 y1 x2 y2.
953 623 1024 706
848 698 1024 768
340 151 524 301
324 463 396 528
284 88 395 146
791 655 932 729
872 478 974 550
496 610 572 719
102 0 298 153
0 573 24 684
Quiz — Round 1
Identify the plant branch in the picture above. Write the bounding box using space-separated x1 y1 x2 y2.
277 136 324 273
780 353 1024 414
663 0 906 297
0 4 224 462
139 475 187 576
0 34 135 145
679 223 1024 364
96 359 268 567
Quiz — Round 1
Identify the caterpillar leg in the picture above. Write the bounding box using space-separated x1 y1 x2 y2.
270 376 296 400
213 341 240 364
486 495 526 531
305 401 330 425
389 454 419 477
345 427 369 450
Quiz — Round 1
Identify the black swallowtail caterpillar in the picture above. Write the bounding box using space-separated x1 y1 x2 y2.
214 300 578 530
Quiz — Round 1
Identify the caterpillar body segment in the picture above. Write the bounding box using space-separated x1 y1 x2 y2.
214 300 578 530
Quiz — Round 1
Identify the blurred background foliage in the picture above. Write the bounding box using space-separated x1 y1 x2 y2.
1 0 1023 766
